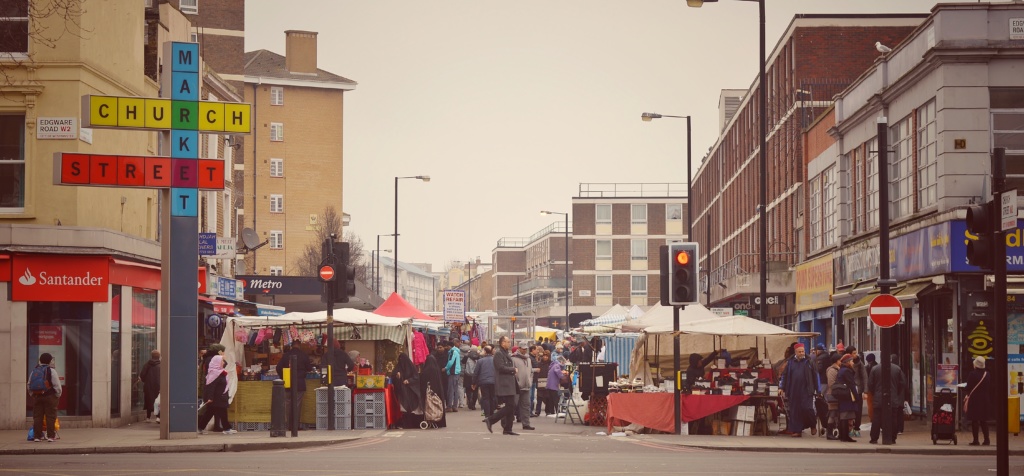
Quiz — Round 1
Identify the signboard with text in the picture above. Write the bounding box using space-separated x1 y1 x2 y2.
37 117 77 139
443 290 466 323
12 255 108 302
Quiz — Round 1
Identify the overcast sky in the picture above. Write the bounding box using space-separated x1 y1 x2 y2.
245 0 947 272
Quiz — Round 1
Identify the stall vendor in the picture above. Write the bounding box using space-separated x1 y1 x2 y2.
685 350 720 388
327 341 355 386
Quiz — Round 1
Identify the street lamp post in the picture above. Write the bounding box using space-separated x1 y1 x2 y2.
375 233 396 296
541 210 570 331
640 112 693 238
394 175 430 295
688 0 767 323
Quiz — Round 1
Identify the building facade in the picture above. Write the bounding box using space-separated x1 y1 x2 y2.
377 256 440 312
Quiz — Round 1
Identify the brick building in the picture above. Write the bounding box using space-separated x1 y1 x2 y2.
692 14 926 324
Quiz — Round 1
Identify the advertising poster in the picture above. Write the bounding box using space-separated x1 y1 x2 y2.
1011 354 1024 423
936 364 958 391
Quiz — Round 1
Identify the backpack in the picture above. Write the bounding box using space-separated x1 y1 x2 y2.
28 365 53 395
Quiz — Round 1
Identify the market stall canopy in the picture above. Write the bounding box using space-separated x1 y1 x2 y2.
374 292 438 320
628 311 817 386
579 304 630 330
535 325 561 341
620 303 719 332
627 305 645 319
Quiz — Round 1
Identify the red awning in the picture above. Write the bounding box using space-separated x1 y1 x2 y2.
199 295 235 314
373 292 438 320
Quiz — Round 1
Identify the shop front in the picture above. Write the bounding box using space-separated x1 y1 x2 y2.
795 254 836 350
0 250 162 430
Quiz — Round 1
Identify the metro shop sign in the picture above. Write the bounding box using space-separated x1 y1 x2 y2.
12 255 109 302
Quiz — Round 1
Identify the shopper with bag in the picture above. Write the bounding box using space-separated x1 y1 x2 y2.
964 356 991 446
834 354 859 442
198 355 235 435
27 353 62 442
137 349 161 423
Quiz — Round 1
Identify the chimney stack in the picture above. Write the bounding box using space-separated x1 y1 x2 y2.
285 30 318 74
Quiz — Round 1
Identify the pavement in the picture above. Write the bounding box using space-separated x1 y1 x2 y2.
2 408 1022 456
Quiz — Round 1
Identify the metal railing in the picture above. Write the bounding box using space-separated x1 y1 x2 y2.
578 183 686 198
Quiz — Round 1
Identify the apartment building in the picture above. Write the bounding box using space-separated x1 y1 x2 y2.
377 256 439 312
241 31 356 277
691 14 925 323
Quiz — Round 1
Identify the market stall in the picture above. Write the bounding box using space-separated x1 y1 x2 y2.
607 312 815 435
218 308 411 429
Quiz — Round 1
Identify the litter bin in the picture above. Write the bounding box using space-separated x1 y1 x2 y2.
1010 395 1020 436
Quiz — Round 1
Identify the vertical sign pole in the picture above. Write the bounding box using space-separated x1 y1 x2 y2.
673 305 681 435
326 239 336 431
993 148 1008 476
876 117 895 445
160 42 201 439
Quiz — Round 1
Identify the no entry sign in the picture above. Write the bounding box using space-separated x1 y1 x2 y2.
869 294 902 328
318 265 336 282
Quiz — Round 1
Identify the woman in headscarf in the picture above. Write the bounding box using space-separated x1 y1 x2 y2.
198 355 235 434
391 352 423 429
419 353 447 428
964 356 991 445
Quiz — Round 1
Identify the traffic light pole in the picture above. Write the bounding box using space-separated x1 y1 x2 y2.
992 148 1008 476
673 304 682 435
325 237 336 431
876 118 896 445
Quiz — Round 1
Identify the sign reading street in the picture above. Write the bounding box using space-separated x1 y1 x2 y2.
869 293 903 328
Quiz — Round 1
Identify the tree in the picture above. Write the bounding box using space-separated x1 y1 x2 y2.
293 206 367 285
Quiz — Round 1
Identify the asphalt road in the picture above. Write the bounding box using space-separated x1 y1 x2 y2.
2 409 1022 475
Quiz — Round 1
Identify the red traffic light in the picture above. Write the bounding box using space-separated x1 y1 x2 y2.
674 251 691 266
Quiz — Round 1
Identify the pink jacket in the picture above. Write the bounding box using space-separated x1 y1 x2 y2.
412 331 429 366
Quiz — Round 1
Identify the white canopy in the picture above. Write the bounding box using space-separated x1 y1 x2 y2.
620 303 719 332
627 305 646 319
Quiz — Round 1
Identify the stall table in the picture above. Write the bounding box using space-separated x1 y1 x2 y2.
229 378 321 428
605 392 751 434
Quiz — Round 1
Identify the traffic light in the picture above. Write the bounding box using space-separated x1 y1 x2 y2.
666 242 699 306
335 242 356 303
966 201 995 269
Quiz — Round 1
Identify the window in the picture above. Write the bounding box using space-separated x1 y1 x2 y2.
130 289 157 413
595 204 611 224
809 175 821 251
269 266 283 276
631 204 647 224
891 115 914 218
271 87 284 106
269 230 283 249
866 137 879 229
0 114 26 209
0 1 28 54
631 275 647 296
666 203 683 221
595 275 612 296
595 239 612 260
990 88 1024 191
916 100 938 209
822 165 836 247
179 0 198 15
851 148 863 233
270 194 283 213
270 158 284 177
270 123 284 142
630 239 647 260
190 31 198 43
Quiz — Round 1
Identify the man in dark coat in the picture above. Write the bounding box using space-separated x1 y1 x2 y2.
780 343 817 437
867 353 907 444
137 349 161 422
327 340 355 387
276 343 311 430
964 356 991 445
484 336 519 435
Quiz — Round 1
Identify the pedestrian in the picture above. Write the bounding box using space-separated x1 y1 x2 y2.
773 344 796 385
327 340 355 388
420 353 448 428
535 350 553 416
867 353 907 444
512 345 536 431
474 345 496 418
836 354 859 442
813 344 829 392
780 343 817 437
964 356 991 446
443 340 461 412
136 350 161 423
275 343 311 430
863 353 877 420
846 346 866 438
824 352 842 440
528 345 541 411
27 353 62 442
391 352 422 429
199 355 236 435
463 345 480 411
546 351 566 416
484 336 519 435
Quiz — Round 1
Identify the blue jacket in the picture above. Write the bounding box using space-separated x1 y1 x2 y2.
444 346 461 376
475 355 496 385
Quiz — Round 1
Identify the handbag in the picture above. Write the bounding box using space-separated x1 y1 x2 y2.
830 382 854 402
963 371 987 414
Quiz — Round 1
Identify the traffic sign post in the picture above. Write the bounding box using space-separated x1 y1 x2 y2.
869 294 902 328
318 264 336 282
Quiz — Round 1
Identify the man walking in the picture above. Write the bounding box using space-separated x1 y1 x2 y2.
868 353 907 444
484 336 519 435
443 341 461 412
780 343 817 437
28 353 62 442
474 345 496 418
512 345 535 431
463 345 480 410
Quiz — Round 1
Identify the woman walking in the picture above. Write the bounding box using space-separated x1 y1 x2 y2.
199 355 235 435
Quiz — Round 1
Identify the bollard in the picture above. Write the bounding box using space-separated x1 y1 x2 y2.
270 379 286 437
290 353 299 437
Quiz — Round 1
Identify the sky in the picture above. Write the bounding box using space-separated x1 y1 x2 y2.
245 0 948 272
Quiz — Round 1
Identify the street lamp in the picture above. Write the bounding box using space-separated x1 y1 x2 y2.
375 233 396 296
688 0 767 324
540 210 570 331
640 112 693 237
394 175 430 295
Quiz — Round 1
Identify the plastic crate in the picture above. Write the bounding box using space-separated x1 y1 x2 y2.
235 421 271 432
316 387 353 417
353 414 386 429
354 399 386 416
316 416 352 431
355 392 383 404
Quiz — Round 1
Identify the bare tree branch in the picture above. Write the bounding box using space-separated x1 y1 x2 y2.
293 206 367 285
0 0 90 90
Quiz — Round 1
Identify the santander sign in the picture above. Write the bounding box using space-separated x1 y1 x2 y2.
13 255 109 302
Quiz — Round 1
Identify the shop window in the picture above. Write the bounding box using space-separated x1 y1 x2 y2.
111 285 122 418
0 113 26 210
0 1 29 54
131 289 158 412
27 301 94 417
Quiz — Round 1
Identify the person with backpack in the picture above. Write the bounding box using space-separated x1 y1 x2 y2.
462 345 480 410
27 353 62 442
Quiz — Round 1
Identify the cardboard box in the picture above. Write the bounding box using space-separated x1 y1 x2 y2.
356 374 385 389
736 405 756 422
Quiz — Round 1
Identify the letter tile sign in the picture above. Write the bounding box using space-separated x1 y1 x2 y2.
52 42 251 439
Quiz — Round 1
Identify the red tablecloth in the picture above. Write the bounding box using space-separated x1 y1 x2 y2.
606 393 751 433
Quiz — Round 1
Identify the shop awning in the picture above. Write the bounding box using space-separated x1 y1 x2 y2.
895 282 932 303
199 295 235 314
843 292 881 320
831 283 876 307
